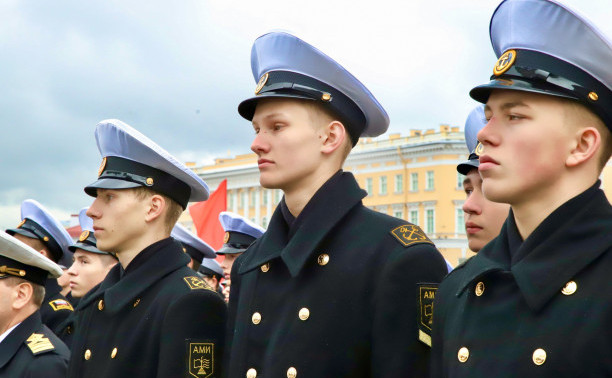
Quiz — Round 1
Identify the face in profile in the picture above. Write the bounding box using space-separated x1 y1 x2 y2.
462 168 510 252
67 249 117 298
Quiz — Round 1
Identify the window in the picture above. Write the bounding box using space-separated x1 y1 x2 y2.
365 178 373 195
240 191 246 209
426 208 435 234
457 172 465 189
410 172 418 191
394 210 403 219
250 190 256 207
262 216 268 229
228 191 234 209
394 174 403 193
410 209 419 225
455 207 465 234
274 190 281 204
379 176 388 195
262 189 268 205
426 171 434 190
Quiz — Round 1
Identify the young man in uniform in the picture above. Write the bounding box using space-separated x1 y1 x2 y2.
6 199 75 335
58 207 118 348
67 119 226 378
457 106 510 253
225 32 448 378
0 231 70 377
216 211 264 303
171 223 216 272
431 1 612 376
198 258 224 295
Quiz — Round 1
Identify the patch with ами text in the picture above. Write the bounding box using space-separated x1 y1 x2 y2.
417 284 438 347
187 341 214 377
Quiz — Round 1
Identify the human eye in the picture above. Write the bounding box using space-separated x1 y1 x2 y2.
508 113 525 121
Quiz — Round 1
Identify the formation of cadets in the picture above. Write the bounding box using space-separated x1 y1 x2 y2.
0 0 610 376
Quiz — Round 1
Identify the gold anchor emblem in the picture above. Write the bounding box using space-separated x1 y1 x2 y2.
493 49 517 76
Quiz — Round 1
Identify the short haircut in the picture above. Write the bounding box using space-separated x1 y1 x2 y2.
303 101 353 163
563 99 612 171
131 187 184 234
4 277 46 307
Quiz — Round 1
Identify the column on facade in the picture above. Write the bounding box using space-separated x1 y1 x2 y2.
254 187 261 225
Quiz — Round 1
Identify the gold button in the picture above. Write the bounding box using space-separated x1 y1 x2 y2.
287 367 297 378
111 347 118 359
317 254 329 266
532 348 546 365
43 236 49 242
66 326 72 334
246 368 257 378
298 308 310 321
475 282 485 297
261 263 270 272
98 299 104 311
457 347 469 363
252 312 262 325
561 281 577 295
146 177 154 185
133 298 140 307
588 91 599 101
84 349 92 360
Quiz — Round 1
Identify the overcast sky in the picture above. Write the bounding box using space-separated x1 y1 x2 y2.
0 0 609 229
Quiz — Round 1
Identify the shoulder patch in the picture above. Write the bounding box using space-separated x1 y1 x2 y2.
417 283 438 347
187 341 215 377
49 299 74 312
391 224 434 247
26 333 55 355
183 276 213 291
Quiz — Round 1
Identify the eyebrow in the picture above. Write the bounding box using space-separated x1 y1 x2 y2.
485 101 530 112
252 112 286 126
463 177 472 186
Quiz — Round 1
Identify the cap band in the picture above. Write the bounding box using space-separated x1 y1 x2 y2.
6 219 63 263
86 156 192 208
0 256 48 286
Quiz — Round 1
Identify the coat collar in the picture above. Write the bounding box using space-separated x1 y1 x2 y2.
457 183 612 312
238 171 367 277
77 238 190 314
0 311 40 368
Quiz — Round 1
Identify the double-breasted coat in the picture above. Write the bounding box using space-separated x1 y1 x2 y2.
0 311 70 377
431 182 612 377
67 237 227 378
225 171 448 378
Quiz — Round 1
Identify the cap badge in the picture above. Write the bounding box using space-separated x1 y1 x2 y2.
98 157 107 177
255 72 269 95
17 219 26 229
493 50 517 76
223 232 230 244
474 142 484 157
79 230 90 242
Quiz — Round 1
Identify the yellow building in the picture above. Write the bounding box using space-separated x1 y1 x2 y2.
186 126 612 267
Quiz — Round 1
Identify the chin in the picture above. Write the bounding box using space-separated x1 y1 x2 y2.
468 239 484 253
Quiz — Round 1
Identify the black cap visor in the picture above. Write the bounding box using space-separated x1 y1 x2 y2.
470 77 577 104
84 178 142 197
457 159 480 175
216 244 247 255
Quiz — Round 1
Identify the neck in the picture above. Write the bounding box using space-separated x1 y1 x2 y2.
116 231 169 268
512 175 597 239
283 169 338 217
0 306 35 336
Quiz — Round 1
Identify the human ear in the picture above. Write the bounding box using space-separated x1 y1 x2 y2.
13 282 33 310
321 121 347 155
566 127 600 167
145 194 166 223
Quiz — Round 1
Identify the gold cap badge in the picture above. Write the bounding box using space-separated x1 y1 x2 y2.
98 157 107 177
493 50 517 76
474 142 484 157
223 232 230 244
255 72 269 95
79 230 90 242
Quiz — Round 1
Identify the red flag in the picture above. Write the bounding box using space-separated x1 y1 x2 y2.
189 179 227 253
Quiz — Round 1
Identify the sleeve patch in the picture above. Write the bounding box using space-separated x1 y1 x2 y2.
417 284 438 347
183 276 212 291
188 342 215 378
391 224 434 247
26 333 55 354
49 299 74 312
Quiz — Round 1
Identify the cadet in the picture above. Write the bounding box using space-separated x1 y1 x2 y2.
198 258 224 294
171 223 216 272
457 106 509 252
58 207 118 348
6 199 75 334
67 120 226 378
216 211 264 302
0 231 70 377
431 1 612 376
225 32 448 377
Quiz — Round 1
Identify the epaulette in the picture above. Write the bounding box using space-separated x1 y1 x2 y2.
49 299 74 312
25 333 55 355
183 276 214 292
390 224 434 247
